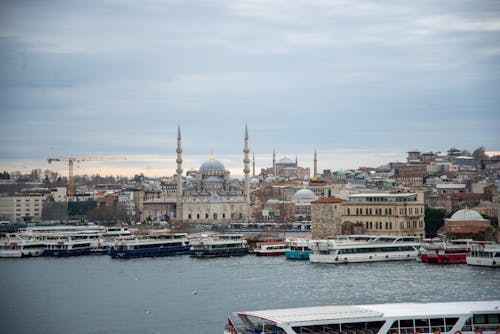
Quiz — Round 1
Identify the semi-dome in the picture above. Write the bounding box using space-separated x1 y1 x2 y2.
203 176 224 184
294 188 316 200
448 208 485 221
249 177 260 185
200 158 225 171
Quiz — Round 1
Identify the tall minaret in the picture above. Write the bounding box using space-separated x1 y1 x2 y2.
252 153 256 177
314 149 318 177
273 148 276 176
175 125 183 221
243 124 250 202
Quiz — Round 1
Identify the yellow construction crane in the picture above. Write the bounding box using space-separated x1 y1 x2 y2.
48 156 127 201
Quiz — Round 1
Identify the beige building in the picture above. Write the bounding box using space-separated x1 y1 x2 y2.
341 192 425 237
311 197 344 238
0 193 45 222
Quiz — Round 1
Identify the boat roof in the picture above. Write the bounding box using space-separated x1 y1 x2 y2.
237 301 500 325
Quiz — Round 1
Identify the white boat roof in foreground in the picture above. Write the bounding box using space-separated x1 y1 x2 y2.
237 301 500 325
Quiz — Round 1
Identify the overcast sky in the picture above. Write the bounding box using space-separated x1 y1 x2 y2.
1 0 499 177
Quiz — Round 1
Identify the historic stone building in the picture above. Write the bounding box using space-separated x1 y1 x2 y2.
174 125 252 224
311 197 344 238
341 192 425 237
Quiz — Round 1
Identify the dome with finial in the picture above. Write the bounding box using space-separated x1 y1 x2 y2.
294 188 316 201
200 153 225 172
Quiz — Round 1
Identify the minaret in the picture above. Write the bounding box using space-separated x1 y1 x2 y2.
252 153 256 177
314 149 318 177
295 154 298 167
273 148 276 176
175 125 183 221
243 124 250 203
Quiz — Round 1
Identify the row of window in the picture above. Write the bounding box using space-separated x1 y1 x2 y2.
187 213 244 219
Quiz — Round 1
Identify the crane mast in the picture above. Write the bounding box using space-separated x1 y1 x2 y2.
47 156 126 201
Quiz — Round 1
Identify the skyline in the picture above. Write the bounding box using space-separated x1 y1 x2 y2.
1 0 500 177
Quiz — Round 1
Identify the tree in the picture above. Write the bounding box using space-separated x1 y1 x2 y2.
424 207 446 237
472 146 487 160
0 171 10 180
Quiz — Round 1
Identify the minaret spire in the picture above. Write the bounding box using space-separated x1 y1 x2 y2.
314 149 318 177
273 148 276 176
252 153 256 177
175 125 183 221
243 124 251 203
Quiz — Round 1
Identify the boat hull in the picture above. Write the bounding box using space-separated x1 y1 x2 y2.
421 253 467 264
190 247 248 258
285 250 311 260
108 245 191 259
309 251 417 264
254 250 286 256
466 257 500 267
43 248 91 257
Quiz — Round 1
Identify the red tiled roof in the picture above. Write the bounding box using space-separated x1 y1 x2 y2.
311 197 344 204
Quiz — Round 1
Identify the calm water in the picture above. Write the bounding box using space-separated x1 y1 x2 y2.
1 255 499 334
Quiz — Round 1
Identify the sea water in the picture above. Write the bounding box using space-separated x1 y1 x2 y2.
1 255 499 334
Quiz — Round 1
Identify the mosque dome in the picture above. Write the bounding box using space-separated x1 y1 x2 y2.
249 177 260 186
200 158 225 171
448 209 485 221
265 176 275 183
278 157 294 164
294 188 316 201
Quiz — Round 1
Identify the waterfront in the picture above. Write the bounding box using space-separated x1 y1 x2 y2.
1 256 499 334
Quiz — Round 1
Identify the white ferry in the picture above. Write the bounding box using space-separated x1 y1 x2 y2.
254 241 289 256
190 234 248 258
466 243 500 267
309 236 420 264
0 238 46 257
224 300 500 334
44 237 93 256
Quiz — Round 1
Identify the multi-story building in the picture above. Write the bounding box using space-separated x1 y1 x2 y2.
310 197 344 238
341 192 425 237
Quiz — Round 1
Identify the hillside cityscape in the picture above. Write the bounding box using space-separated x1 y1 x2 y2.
1 130 499 242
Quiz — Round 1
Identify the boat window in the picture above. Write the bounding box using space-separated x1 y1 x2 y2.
430 318 444 331
444 318 459 331
399 319 413 333
415 319 429 333
474 314 486 324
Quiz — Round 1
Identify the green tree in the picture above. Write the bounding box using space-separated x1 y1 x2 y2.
424 207 446 237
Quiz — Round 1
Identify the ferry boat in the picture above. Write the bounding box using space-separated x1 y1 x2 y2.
420 239 474 264
309 236 420 264
417 238 445 262
108 233 190 259
466 243 500 267
44 237 93 256
285 239 312 260
224 300 500 334
0 238 46 257
190 234 248 258
253 241 289 256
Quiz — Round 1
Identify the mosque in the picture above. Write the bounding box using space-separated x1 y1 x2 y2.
174 125 252 224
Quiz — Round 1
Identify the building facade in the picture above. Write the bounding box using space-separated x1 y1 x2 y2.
341 192 425 237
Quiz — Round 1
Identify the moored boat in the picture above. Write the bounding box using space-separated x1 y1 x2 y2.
0 238 46 258
224 300 500 334
420 239 473 264
466 242 500 267
44 237 92 256
108 233 190 259
254 241 289 256
190 234 248 258
309 236 420 264
285 239 311 260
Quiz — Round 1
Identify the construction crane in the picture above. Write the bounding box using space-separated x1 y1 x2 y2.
48 156 127 201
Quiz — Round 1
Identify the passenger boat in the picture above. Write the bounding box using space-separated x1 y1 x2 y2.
417 238 445 262
108 233 190 259
285 239 312 260
466 243 500 267
190 234 248 258
103 226 131 238
44 237 93 256
224 300 500 334
0 238 46 257
309 236 420 264
420 239 474 264
253 241 289 256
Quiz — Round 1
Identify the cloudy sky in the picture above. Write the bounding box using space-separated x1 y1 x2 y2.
1 0 499 177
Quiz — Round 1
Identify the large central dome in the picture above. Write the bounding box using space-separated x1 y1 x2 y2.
200 157 225 171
